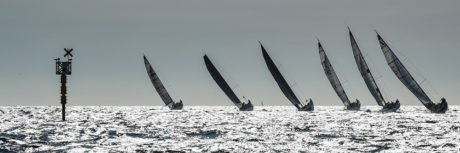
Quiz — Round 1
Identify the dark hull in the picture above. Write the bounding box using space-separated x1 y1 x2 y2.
239 103 254 111
298 100 314 111
382 101 400 112
170 102 183 110
346 101 360 110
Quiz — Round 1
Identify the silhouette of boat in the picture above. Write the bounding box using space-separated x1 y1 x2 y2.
318 40 360 110
348 28 399 112
203 54 253 111
260 42 314 111
143 55 183 110
376 32 447 113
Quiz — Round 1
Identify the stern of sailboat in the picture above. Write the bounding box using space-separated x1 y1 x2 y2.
426 98 448 113
170 100 184 110
381 99 400 112
298 99 314 111
239 100 254 111
346 100 361 110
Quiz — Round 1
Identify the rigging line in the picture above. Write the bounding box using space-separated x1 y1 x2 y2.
209 54 241 92
364 51 393 100
376 74 392 102
280 65 305 102
419 78 427 85
372 28 397 101
417 76 441 100
425 79 441 100
385 36 440 98
291 82 307 104
206 53 245 99
223 70 245 98
267 44 306 103
405 59 440 98
290 82 297 88
152 61 177 98
419 78 435 99
162 72 178 98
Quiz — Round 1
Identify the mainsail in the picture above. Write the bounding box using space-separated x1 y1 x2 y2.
378 34 432 104
143 56 182 109
349 30 386 106
377 32 447 113
204 54 253 111
260 42 311 110
318 42 352 106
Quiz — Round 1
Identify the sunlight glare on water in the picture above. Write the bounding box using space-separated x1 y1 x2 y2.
0 106 459 152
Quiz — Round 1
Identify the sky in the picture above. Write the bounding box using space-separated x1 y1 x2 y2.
0 0 459 106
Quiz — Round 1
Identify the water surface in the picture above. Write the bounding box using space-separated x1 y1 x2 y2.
0 106 459 152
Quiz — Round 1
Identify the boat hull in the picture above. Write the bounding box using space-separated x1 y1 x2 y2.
346 101 360 110
239 103 254 111
169 102 183 110
298 100 314 111
382 101 400 112
426 100 448 113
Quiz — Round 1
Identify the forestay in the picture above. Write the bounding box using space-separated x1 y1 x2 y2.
319 42 351 106
143 56 175 106
203 55 243 107
349 30 386 106
377 34 432 105
261 43 303 108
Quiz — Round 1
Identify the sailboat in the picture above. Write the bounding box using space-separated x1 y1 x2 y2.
203 54 254 111
318 41 360 110
376 32 448 113
348 28 400 112
260 42 314 111
143 55 183 110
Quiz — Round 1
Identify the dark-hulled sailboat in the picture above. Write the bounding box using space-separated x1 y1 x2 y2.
348 29 400 112
318 41 360 110
143 55 183 110
260 42 314 111
203 54 254 111
376 32 448 113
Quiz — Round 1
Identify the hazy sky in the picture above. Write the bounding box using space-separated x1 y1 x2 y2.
1 0 459 106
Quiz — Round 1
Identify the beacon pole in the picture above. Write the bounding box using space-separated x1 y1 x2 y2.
55 48 73 121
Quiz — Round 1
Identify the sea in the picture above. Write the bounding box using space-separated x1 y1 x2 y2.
0 106 459 152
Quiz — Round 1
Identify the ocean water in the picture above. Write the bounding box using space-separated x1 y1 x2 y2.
0 106 459 152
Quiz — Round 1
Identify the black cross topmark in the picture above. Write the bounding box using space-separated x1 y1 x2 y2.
64 48 73 57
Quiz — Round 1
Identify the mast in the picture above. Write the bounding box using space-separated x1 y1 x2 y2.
143 56 175 107
260 42 303 108
203 54 243 107
349 29 386 106
318 41 352 106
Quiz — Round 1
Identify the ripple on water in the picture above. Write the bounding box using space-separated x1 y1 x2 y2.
185 130 222 139
0 106 459 152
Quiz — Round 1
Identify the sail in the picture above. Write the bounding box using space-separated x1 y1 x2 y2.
203 55 242 106
260 43 302 108
143 56 175 106
377 34 432 105
318 42 351 106
349 30 386 106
